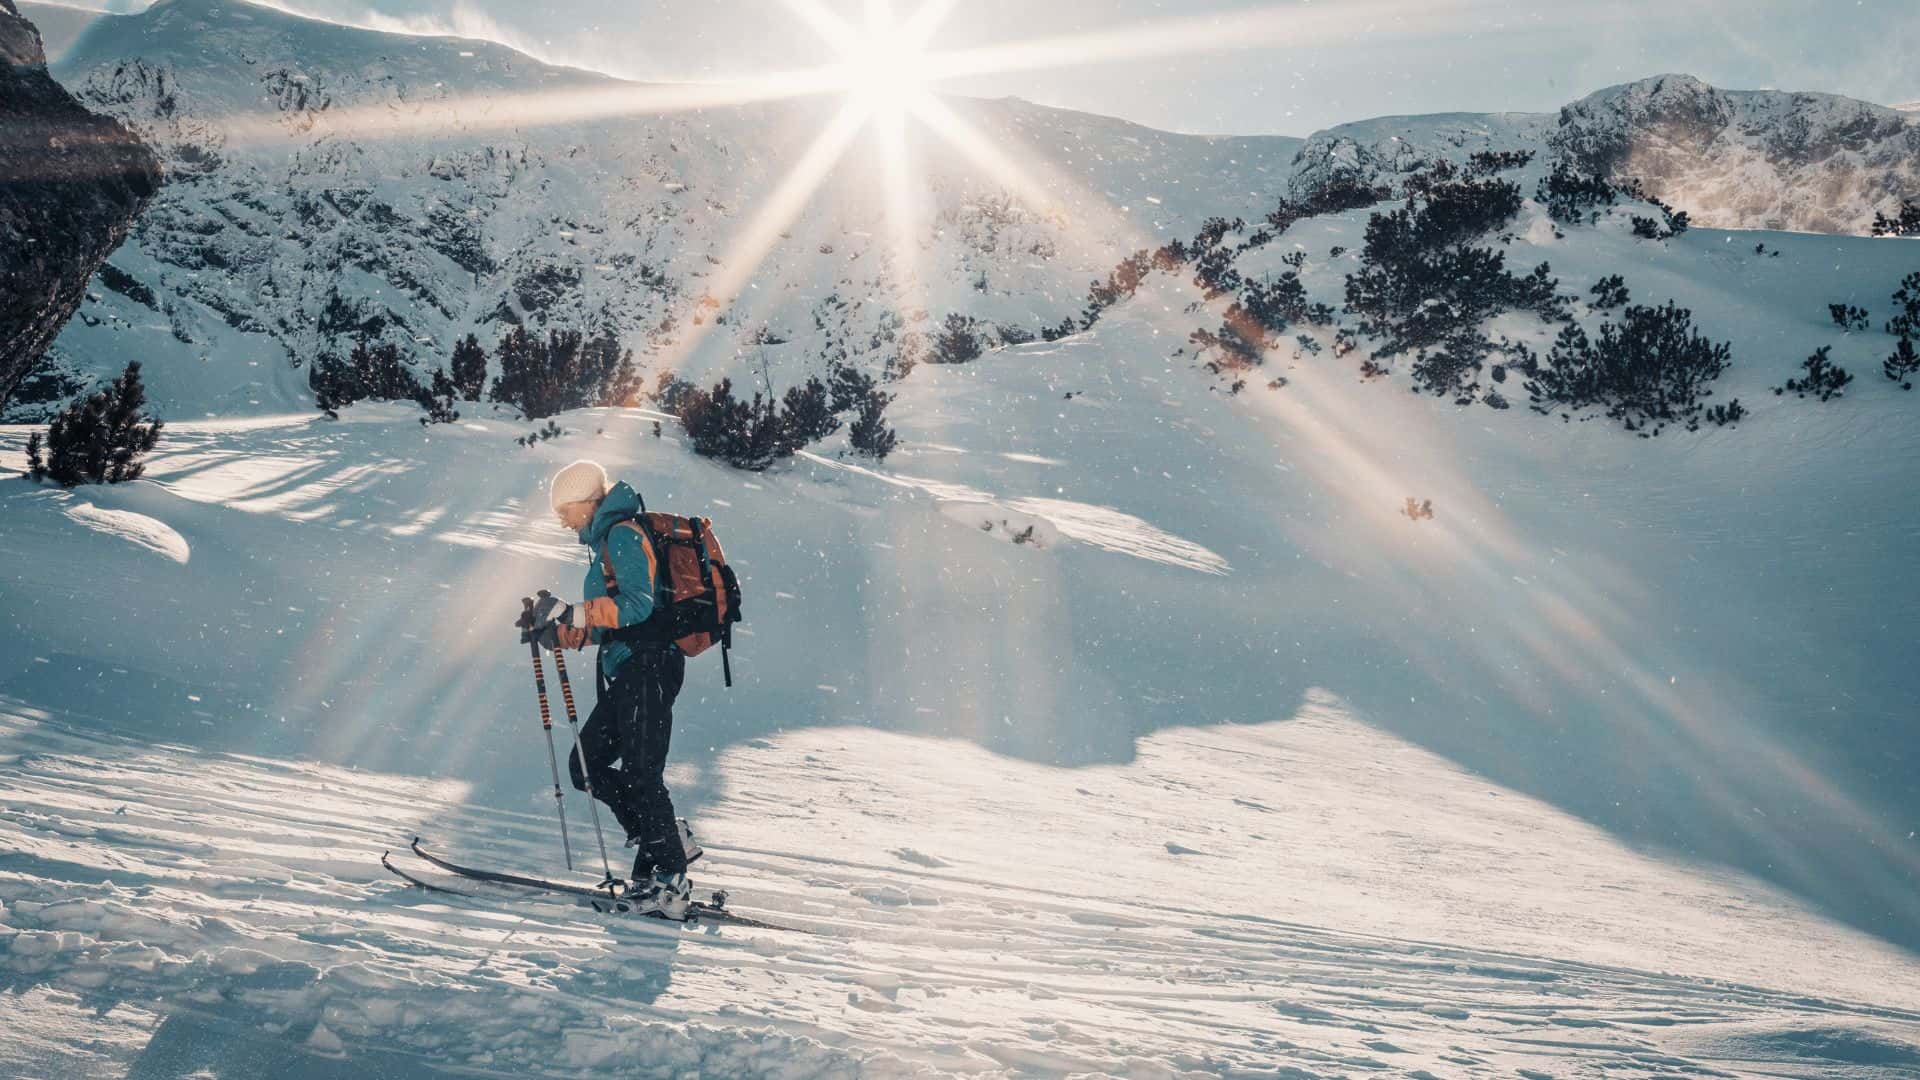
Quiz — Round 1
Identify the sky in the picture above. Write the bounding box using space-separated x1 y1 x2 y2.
44 0 1920 135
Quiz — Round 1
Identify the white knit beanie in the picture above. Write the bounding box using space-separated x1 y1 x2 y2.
549 459 609 511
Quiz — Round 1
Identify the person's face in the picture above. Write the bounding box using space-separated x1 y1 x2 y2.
556 499 597 532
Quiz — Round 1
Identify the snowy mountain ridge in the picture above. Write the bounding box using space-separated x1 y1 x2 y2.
23 0 1297 420
28 0 1920 423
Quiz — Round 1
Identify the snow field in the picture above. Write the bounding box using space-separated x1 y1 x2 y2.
3 192 1920 1075
7 696 1920 1078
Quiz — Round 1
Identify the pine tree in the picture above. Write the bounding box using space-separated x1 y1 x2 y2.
40 361 163 486
1886 273 1920 339
738 391 783 470
579 331 641 407
310 352 353 417
419 367 461 425
24 431 45 482
1777 345 1853 401
1591 275 1630 310
1886 335 1920 390
356 339 418 401
778 376 840 453
450 334 487 400
489 327 548 416
848 389 898 460
826 360 877 413
932 313 982 364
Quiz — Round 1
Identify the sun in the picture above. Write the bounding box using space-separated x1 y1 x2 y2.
834 12 934 118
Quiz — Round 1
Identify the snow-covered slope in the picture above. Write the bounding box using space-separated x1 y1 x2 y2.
4 184 1920 1074
21 0 1297 420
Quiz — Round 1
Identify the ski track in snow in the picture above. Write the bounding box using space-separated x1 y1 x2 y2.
4 701 1918 1079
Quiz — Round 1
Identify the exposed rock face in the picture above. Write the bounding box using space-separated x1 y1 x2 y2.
1287 112 1553 202
1550 74 1920 234
0 0 160 412
1287 74 1920 235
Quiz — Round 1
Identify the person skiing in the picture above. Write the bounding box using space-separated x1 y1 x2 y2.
525 459 700 919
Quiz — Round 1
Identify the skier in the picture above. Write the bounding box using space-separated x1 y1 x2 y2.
525 459 700 919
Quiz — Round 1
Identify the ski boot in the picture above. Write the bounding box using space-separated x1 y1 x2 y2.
677 818 704 866
624 819 702 865
616 871 693 920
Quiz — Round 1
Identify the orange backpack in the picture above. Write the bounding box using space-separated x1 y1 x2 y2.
600 512 743 685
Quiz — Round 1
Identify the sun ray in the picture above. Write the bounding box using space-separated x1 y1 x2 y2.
647 100 874 381
920 0 1518 84
875 99 925 318
905 94 1066 226
897 0 962 49
215 70 853 146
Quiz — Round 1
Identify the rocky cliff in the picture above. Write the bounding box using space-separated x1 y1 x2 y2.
0 0 159 411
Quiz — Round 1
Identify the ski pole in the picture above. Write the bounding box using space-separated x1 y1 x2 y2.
522 598 574 871
551 647 616 892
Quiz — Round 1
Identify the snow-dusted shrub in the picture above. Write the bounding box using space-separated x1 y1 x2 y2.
514 419 562 447
930 313 983 364
1523 302 1733 434
488 328 641 419
311 338 421 417
825 360 877 413
1705 399 1747 426
1871 200 1920 237
1466 149 1535 176
672 377 783 470
777 376 840 453
1775 346 1853 401
1885 273 1920 338
449 334 487 400
1625 184 1689 240
420 368 460 426
1881 273 1920 389
1592 275 1631 310
1265 177 1390 233
848 390 898 461
1829 304 1870 332
1190 319 1266 377
1885 336 1919 389
28 361 162 486
1536 163 1619 224
1081 250 1155 328
1343 173 1561 375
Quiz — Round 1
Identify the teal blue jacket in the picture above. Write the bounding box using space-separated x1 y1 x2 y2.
576 481 663 677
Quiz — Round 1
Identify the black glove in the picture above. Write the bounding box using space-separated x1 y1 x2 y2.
529 590 578 630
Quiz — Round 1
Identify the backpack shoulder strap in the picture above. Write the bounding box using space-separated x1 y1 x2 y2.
599 518 656 599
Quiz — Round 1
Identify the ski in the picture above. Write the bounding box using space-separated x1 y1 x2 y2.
408 838 811 934
382 849 473 896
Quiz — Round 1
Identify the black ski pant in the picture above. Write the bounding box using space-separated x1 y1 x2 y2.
568 644 687 878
